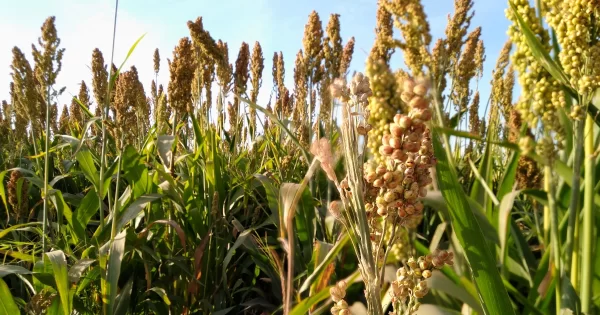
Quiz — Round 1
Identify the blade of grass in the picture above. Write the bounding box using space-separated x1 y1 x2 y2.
105 230 126 315
0 278 20 314
299 233 350 293
238 95 310 162
45 250 72 315
432 128 515 315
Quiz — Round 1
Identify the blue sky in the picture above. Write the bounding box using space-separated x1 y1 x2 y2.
0 0 511 120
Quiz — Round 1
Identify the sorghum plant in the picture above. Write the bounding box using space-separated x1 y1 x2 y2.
318 72 451 315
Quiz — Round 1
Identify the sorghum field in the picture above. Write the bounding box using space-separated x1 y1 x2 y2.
1 0 600 314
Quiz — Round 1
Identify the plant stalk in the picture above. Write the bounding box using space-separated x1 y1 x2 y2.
545 164 561 313
581 114 595 313
565 118 584 280
42 87 51 260
110 149 122 241
99 0 119 229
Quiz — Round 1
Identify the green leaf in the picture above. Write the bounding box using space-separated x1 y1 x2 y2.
68 259 95 284
498 151 520 201
422 191 500 245
238 95 310 162
45 250 72 315
427 272 483 314
414 304 463 315
156 135 174 168
49 190 77 242
0 265 33 278
116 194 162 231
77 266 101 295
0 278 20 314
106 230 127 315
0 222 42 239
499 190 521 267
147 287 171 305
113 277 134 315
432 128 515 315
253 174 280 220
116 33 147 75
76 149 99 190
74 190 100 239
299 233 349 293
290 285 330 315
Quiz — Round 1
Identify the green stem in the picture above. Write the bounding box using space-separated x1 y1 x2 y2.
99 0 119 230
545 165 561 313
431 81 454 167
581 114 595 313
42 88 51 260
565 119 584 278
109 149 122 241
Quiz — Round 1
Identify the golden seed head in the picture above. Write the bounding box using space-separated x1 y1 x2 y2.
91 48 108 108
369 0 394 64
7 170 29 222
302 10 324 78
339 37 355 77
32 16 64 94
168 37 196 114
153 48 160 74
58 105 69 134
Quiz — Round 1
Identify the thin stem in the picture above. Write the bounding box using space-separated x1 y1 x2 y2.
380 222 397 288
284 159 320 314
110 149 122 241
42 87 51 260
99 0 119 229
581 114 595 313
545 164 561 313
565 118 584 280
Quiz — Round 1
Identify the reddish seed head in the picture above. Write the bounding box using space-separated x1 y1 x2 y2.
391 149 406 161
390 124 404 137
403 78 416 92
382 134 391 146
413 84 428 96
380 145 394 156
390 137 402 149
394 113 403 124
383 171 394 182
420 108 432 121
401 91 413 103
399 116 412 129
410 96 427 109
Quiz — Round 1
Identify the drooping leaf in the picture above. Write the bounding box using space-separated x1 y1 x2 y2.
0 265 33 278
116 194 162 231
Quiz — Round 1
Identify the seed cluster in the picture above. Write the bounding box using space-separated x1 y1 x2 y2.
389 250 454 314
506 0 565 163
329 280 349 315
7 170 29 222
544 0 600 97
364 77 435 226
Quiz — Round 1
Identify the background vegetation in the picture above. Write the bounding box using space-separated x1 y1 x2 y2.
0 0 599 314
